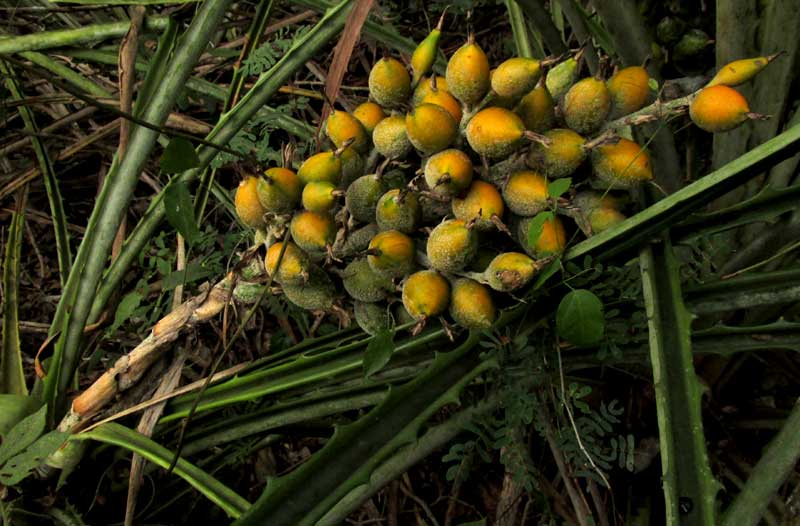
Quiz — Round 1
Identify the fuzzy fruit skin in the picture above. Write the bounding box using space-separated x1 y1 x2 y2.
290 211 336 255
256 167 302 214
452 180 505 231
503 170 548 216
376 189 420 233
402 270 450 320
405 103 458 155
420 194 451 223
591 138 653 188
485 252 537 292
466 107 526 159
449 278 496 329
342 258 392 302
354 301 392 336
339 147 365 189
353 101 386 135
369 57 411 108
656 16 686 44
673 29 712 61
491 57 541 100
424 149 474 196
546 58 578 101
689 85 751 133
420 88 463 123
413 76 449 105
446 40 491 107
527 128 586 179
265 241 310 286
708 56 772 87
607 66 650 119
346 174 386 223
516 85 555 132
333 223 379 260
588 207 626 233
372 115 412 159
367 230 415 278
282 267 335 311
302 181 338 213
235 176 267 228
517 214 567 258
411 29 441 86
427 219 478 272
563 77 612 135
326 110 369 153
298 152 342 186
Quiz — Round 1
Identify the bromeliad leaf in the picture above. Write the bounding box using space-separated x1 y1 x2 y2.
0 395 39 436
164 180 202 245
556 289 605 346
0 404 47 465
0 431 69 486
363 328 395 377
106 291 143 334
160 137 201 174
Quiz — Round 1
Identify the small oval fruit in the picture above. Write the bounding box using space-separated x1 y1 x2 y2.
656 16 686 44
424 149 473 197
235 176 267 228
406 103 458 155
484 252 538 292
346 174 386 223
563 77 612 135
290 210 336 255
607 66 651 119
420 86 463 123
367 230 415 278
516 84 555 132
297 151 342 186
546 57 578 101
466 107 526 159
502 170 549 216
342 258 393 302
707 54 780 87
302 181 340 213
372 115 412 159
339 146 365 189
426 219 478 272
527 128 586 179
332 223 379 260
353 101 386 135
673 29 712 62
591 138 653 188
491 57 541 100
326 109 369 153
256 167 302 213
517 213 567 258
411 19 443 86
449 278 496 329
354 301 392 336
588 207 626 234
452 180 505 231
446 38 491 107
376 189 421 233
689 85 752 133
369 57 411 108
402 270 450 320
265 241 310 286
413 75 449 105
282 267 335 311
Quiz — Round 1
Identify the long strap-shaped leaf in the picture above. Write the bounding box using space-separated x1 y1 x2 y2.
1 193 27 396
639 237 720 525
72 422 249 518
44 0 232 416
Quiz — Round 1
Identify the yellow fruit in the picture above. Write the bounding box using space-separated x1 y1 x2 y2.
402 270 450 320
346 174 386 223
256 167 302 213
290 210 336 255
689 85 752 133
297 151 342 186
326 109 369 153
502 170 549 216
353 101 386 135
406 103 458 155
607 66 651 119
426 219 478 272
282 267 335 311
265 241 310 286
424 149 473 196
372 115 412 159
563 77 611 135
413 75 449 105
527 128 586 179
484 252 537 292
369 57 411 108
367 230 415 278
491 57 541 100
301 181 340 213
376 189 420 233
445 38 491 107
517 213 567 258
591 138 653 188
342 258 393 302
516 84 555 132
466 107 526 158
449 278 496 329
420 87 463 123
707 54 780 87
452 180 505 231
235 176 267 228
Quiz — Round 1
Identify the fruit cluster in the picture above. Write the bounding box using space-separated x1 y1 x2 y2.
233 20 769 336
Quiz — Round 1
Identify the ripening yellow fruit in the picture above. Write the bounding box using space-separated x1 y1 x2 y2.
446 37 491 107
369 57 411 108
484 252 538 292
372 115 412 159
466 107 526 159
326 109 369 153
367 229 415 278
449 278 496 329
517 213 567 258
452 180 505 231
562 77 611 135
265 241 310 286
301 181 340 213
290 210 336 255
491 57 541 100
402 270 450 320
426 219 478 272
256 167 302 214
297 151 342 186
516 83 555 133
376 189 420 233
411 15 444 86
413 75 449 105
527 128 586 179
607 66 651 119
591 138 653 188
588 207 626 233
420 86 463 123
406 103 458 155
689 85 753 133
424 149 473 196
353 101 386 136
707 54 780 87
502 170 548 216
235 176 267 228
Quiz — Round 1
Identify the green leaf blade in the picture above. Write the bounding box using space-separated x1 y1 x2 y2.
556 289 604 346
363 329 395 378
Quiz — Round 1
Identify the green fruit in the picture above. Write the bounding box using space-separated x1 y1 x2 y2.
449 278 496 329
546 57 578 101
232 281 266 304
332 223 380 260
673 29 712 61
656 16 686 44
302 181 340 213
376 189 420 233
372 115 412 159
419 193 451 224
340 146 366 189
282 267 335 311
354 301 393 336
342 258 393 302
346 174 386 223
426 219 478 272
562 77 611 135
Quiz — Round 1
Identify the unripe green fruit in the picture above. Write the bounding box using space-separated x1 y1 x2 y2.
290 210 336 255
406 103 458 155
342 258 393 302
339 146 365 189
588 207 626 233
369 57 411 108
452 180 505 231
491 57 541 100
673 29 712 61
656 16 686 44
256 167 302 214
446 39 491 107
424 149 473 197
393 302 415 326
402 270 450 320
546 57 578 101
449 278 496 329
235 176 267 228
240 256 266 281
527 128 586 179
517 213 567 258
376 189 420 233
485 252 538 292
368 230 415 278
419 194 451 224
466 107 526 159
411 24 441 86
265 241 310 286
297 151 342 186
516 84 555 132
282 267 335 311
426 219 478 272
591 138 653 188
353 101 386 136
563 77 611 135
232 281 265 304
372 115 412 159
332 223 379 260
346 174 386 223
326 109 369 153
354 301 392 336
502 170 549 216
302 181 339 213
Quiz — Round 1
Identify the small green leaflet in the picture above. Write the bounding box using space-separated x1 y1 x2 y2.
556 289 605 346
548 177 572 199
160 137 200 174
0 404 47 465
363 329 395 378
163 262 214 290
164 180 201 245
526 211 554 248
107 291 143 334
